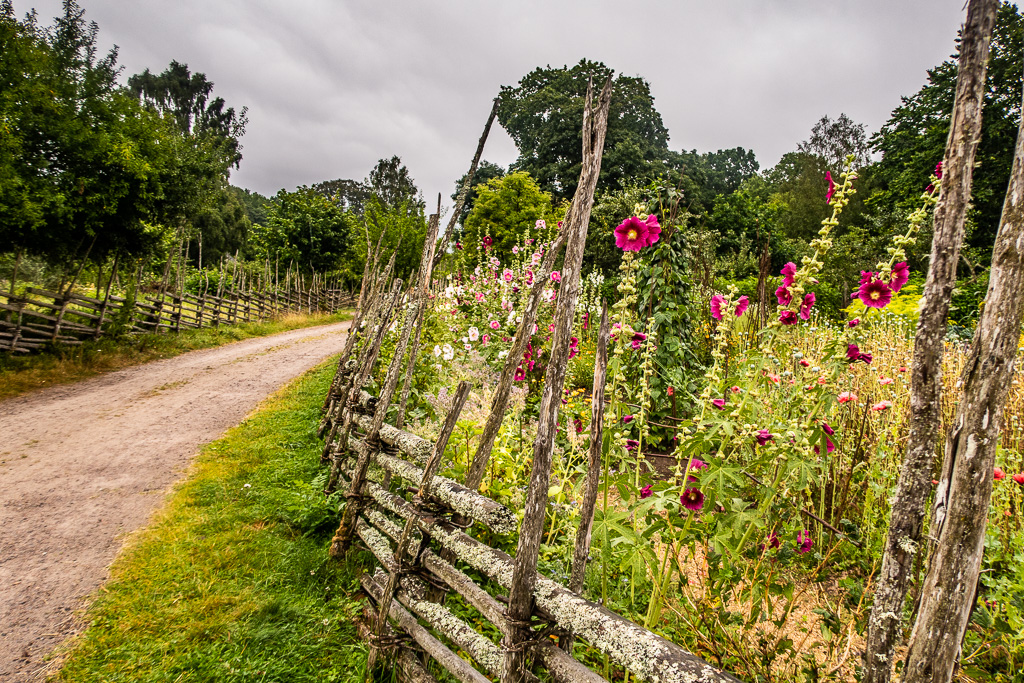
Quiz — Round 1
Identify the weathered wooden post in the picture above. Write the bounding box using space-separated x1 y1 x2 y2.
862 1 998 679
901 55 1024 683
500 77 612 683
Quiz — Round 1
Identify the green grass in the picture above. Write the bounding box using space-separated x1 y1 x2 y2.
0 311 352 401
55 360 368 682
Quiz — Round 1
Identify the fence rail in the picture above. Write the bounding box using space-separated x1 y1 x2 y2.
0 284 356 353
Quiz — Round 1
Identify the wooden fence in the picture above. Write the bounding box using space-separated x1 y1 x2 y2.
317 82 739 683
0 284 355 353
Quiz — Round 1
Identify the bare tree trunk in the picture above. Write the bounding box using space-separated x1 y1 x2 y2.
902 64 1024 683
433 97 500 269
862 2 998 680
500 77 612 683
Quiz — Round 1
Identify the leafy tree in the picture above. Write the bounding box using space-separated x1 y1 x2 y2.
189 187 251 267
366 155 424 214
673 147 760 213
498 59 671 201
361 195 428 280
797 113 872 172
872 1 1023 260
232 185 272 226
251 186 353 274
311 178 370 214
462 171 555 260
451 159 505 229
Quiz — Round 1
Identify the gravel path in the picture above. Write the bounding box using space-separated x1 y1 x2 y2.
0 320 351 681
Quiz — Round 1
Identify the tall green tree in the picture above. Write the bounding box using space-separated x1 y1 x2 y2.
251 186 353 274
498 59 671 201
451 159 505 229
462 171 555 261
872 1 1023 260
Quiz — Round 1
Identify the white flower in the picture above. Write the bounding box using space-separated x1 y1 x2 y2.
464 343 472 351
507 309 517 325
442 344 454 361
461 336 469 344
498 350 509 359
468 326 480 342
434 345 442 357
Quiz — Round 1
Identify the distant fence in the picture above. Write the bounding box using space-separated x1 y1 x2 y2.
0 284 356 353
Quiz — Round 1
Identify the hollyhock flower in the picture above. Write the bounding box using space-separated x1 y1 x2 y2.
797 530 814 554
468 326 480 342
455 241 463 250
442 344 455 361
548 323 556 333
800 292 816 320
712 398 726 410
879 377 894 385
551 271 561 283
644 214 662 246
848 318 860 328
775 284 793 307
711 294 726 320
532 324 538 334
536 219 546 230
481 334 490 345
730 386 741 393
640 484 653 499
614 216 650 251
846 344 872 364
779 310 798 325
681 488 705 512
780 262 797 287
838 392 858 403
689 458 708 471
490 321 500 330
503 268 513 282
760 532 781 552
858 279 893 308
755 429 774 446
799 359 810 367
622 415 634 424
1014 473 1024 485
464 343 472 351
826 171 835 203
735 296 749 317
814 438 835 455
631 332 648 349
573 417 583 434
871 400 892 412
994 467 1005 480
926 184 934 193
475 292 485 303
890 262 910 293
512 246 519 254
935 161 943 179
433 345 442 357
482 236 493 249
625 439 640 451
514 366 526 382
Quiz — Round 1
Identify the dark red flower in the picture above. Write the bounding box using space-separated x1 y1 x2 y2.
482 236 493 248
779 310 798 325
857 279 893 308
935 161 943 179
640 484 653 499
890 262 909 293
755 429 773 446
797 530 814 554
712 398 726 410
681 487 705 511
800 293 816 320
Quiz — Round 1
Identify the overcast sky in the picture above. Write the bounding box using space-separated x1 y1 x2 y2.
15 1 992 208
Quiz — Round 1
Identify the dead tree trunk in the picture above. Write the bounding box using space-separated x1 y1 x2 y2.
500 77 612 683
902 65 1024 683
862 2 998 680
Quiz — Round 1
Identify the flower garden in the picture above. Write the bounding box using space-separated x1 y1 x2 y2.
365 160 1024 682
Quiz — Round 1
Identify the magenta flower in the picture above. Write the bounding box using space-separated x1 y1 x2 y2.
689 458 708 471
482 236 493 248
644 214 662 247
780 262 797 287
514 366 526 382
626 439 640 451
846 343 872 364
890 262 909 293
813 437 835 455
755 429 774 446
848 318 860 328
630 332 648 350
490 320 500 330
799 292 816 320
710 294 726 320
455 241 463 250
622 414 634 424
640 484 653 499
775 284 793 307
761 531 781 552
826 171 835 203
821 422 834 436
551 271 561 283
779 310 798 325
857 279 893 308
712 398 726 410
614 216 650 252
681 488 705 512
797 530 814 554
503 269 513 282
935 161 943 179
734 296 749 317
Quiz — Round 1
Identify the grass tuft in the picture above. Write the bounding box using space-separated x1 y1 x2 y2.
55 359 367 682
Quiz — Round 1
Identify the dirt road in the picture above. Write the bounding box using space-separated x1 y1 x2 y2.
0 320 351 681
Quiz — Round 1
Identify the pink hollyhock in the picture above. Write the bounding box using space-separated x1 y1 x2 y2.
503 269 513 282
846 344 872 364
780 262 797 287
490 320 500 330
680 488 705 511
779 310 798 325
712 398 726 410
871 400 892 412
573 417 583 434
797 530 814 554
755 429 773 446
644 214 662 246
482 236 493 248
848 318 860 328
826 171 835 203
822 422 834 436
512 246 519 254
813 437 835 455
689 458 708 471
535 219 546 229
838 392 858 403
640 484 653 499
551 271 561 283
734 295 749 317
622 415 634 424
800 292 816 320
890 262 909 292
1014 473 1024 485
626 439 640 451
926 184 934 193
614 216 650 252
710 294 726 320
514 366 526 382
475 292 485 303
481 334 490 345
631 332 648 349
856 278 888 309
994 467 1006 480
525 270 533 285
859 271 874 287
775 284 793 307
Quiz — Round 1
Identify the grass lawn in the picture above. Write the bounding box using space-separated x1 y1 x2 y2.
0 311 351 401
54 359 369 682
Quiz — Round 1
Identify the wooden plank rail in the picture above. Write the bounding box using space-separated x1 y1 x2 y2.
1 281 355 354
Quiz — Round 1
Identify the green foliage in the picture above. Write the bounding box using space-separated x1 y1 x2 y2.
498 59 671 201
463 171 556 260
252 187 354 274
451 159 506 230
